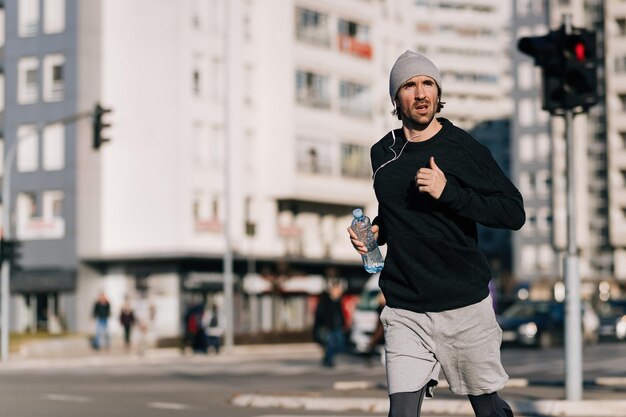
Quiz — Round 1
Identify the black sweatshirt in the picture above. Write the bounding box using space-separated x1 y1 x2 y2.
371 118 525 313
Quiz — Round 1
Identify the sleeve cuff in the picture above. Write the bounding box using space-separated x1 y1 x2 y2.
438 182 458 207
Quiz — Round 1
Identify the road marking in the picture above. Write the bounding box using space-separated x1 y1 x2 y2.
45 394 92 403
148 402 190 410
596 377 626 386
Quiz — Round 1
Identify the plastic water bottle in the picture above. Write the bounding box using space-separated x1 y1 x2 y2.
351 208 384 273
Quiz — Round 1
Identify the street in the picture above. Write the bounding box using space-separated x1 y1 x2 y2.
0 342 625 417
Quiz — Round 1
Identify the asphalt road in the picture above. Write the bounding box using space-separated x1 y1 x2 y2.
0 342 625 417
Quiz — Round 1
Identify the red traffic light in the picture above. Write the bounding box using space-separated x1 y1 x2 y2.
574 42 585 62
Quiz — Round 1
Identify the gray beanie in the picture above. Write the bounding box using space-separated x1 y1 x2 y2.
389 50 442 103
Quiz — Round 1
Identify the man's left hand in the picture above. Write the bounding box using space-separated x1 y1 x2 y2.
415 156 446 199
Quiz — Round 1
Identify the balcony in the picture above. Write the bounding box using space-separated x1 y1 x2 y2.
337 34 372 59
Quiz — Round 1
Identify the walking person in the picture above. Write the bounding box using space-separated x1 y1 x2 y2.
313 278 347 367
92 291 111 351
119 299 136 350
348 50 525 417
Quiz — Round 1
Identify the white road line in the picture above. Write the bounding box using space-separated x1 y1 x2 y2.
45 394 92 403
147 402 191 410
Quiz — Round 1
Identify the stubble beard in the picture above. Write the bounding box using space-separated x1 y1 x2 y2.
401 102 436 130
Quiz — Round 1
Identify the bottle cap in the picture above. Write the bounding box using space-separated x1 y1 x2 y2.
352 208 363 218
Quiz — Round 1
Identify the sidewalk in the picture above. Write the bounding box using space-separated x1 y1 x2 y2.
5 338 626 416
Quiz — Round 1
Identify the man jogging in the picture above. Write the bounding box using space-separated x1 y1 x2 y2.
348 50 524 417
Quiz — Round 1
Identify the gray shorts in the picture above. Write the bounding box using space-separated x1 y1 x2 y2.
381 295 508 396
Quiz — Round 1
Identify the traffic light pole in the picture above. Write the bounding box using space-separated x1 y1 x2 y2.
222 0 234 350
562 15 583 402
564 110 583 401
0 141 18 362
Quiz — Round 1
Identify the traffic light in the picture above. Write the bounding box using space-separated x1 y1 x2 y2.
561 28 598 111
92 103 112 149
0 239 22 270
518 25 598 114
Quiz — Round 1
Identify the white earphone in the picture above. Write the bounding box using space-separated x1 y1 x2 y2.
372 130 411 184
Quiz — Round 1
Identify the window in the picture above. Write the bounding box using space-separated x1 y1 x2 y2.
517 62 534 90
19 0 39 37
339 80 371 117
295 70 330 108
537 244 554 271
518 98 534 126
18 57 39 104
192 122 210 168
615 55 626 74
210 57 222 102
536 207 552 233
518 135 534 162
518 172 533 197
43 54 65 102
43 190 64 219
16 190 65 240
520 245 536 273
617 18 626 36
43 123 64 170
191 0 209 29
192 69 201 96
337 19 372 58
0 8 6 47
44 0 65 33
17 124 39 172
295 7 330 46
17 192 38 221
0 73 5 112
297 137 332 175
618 94 626 112
536 133 550 161
193 191 222 233
535 169 551 197
340 143 370 179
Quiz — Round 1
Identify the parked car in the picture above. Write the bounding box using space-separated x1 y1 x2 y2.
596 299 626 341
498 300 599 348
349 273 382 354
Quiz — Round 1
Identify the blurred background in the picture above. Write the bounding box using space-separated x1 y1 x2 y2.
0 0 625 352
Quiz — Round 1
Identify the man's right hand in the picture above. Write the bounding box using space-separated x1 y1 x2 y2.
347 225 379 255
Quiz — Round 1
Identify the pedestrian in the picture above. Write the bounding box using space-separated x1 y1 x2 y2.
184 300 207 353
92 291 111 351
313 278 347 367
347 50 525 417
119 299 136 350
203 304 223 354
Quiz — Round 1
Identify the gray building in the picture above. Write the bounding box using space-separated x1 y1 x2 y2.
2 0 79 332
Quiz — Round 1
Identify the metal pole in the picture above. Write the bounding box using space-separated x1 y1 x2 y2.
1 142 17 361
563 14 582 397
564 107 582 400
222 0 234 350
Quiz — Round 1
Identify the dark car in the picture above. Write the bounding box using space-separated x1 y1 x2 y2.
596 299 626 341
498 300 565 348
497 300 599 348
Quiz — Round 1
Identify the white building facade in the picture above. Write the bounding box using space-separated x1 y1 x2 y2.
1 0 513 342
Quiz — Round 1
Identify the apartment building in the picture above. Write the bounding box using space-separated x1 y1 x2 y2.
1 0 513 340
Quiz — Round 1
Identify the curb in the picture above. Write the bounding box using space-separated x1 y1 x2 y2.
231 394 626 417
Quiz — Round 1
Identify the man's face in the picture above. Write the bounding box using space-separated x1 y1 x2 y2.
395 75 439 126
